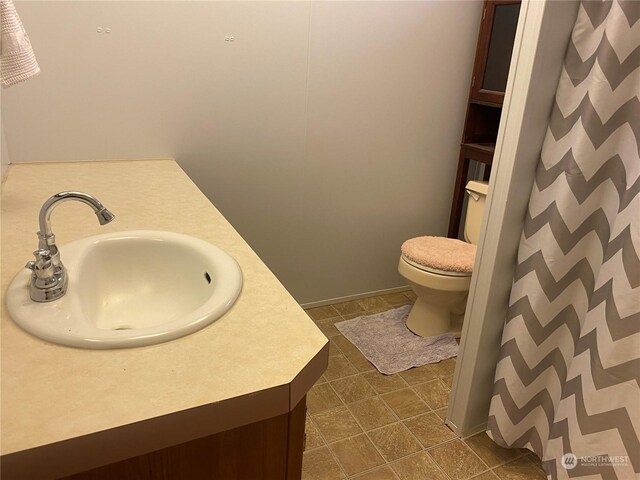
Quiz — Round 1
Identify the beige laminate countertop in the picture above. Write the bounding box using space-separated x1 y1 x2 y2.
0 159 328 479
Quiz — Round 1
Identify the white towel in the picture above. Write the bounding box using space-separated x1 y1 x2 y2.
0 0 39 87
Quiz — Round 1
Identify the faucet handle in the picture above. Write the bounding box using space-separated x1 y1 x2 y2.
28 249 55 279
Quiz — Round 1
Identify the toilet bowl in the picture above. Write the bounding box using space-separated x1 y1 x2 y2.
398 181 489 337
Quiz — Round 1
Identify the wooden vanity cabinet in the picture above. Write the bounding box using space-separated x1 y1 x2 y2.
447 0 521 238
62 397 307 480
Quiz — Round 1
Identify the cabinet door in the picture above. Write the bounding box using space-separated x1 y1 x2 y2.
471 0 521 105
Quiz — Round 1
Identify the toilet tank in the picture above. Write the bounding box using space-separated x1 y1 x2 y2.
464 180 489 245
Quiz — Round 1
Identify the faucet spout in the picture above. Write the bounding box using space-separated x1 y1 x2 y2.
38 191 115 239
96 207 116 226
29 191 115 302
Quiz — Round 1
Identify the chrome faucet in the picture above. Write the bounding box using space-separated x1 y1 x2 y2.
27 192 115 302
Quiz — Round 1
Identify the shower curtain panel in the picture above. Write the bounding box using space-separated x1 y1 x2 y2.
487 1 639 479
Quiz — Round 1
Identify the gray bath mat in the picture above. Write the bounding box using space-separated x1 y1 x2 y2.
335 305 458 375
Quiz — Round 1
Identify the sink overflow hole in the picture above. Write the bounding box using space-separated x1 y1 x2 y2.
204 272 212 284
114 326 133 331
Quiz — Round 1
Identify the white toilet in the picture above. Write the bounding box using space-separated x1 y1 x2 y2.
398 181 489 338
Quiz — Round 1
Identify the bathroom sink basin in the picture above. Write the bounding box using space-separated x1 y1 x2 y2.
6 231 243 349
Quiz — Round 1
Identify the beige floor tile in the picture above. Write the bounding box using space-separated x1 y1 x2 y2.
428 439 488 480
464 432 523 468
347 396 397 431
430 358 456 378
352 465 398 480
330 434 385 476
332 335 373 371
391 451 449 480
344 348 376 372
368 423 422 462
325 354 358 380
330 375 377 404
398 365 437 385
433 407 448 420
403 412 456 448
326 311 372 373
404 291 417 301
526 452 546 471
381 388 430 419
358 296 392 312
302 446 346 479
305 417 325 450
413 379 451 409
307 383 343 414
332 335 359 355
341 312 368 320
333 299 367 316
442 374 454 388
328 338 342 357
312 406 362 443
471 472 500 479
306 305 339 321
493 457 546 480
362 370 409 395
315 317 344 338
378 292 413 306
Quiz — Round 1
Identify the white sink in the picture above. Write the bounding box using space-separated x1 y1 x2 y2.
6 231 243 349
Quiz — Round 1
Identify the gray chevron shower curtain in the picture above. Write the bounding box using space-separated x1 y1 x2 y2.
487 1 639 480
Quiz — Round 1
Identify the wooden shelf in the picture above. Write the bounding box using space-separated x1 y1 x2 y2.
447 0 521 239
469 99 502 108
462 142 496 155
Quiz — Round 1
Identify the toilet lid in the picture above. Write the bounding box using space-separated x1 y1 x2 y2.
401 236 476 274
402 256 472 277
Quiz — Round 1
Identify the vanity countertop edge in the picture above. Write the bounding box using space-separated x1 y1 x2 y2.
0 159 329 479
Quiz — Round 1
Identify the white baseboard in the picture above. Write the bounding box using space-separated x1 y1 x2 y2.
299 286 411 309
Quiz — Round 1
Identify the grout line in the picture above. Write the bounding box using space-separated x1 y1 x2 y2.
427 449 459 480
346 463 401 480
306 409 350 478
462 440 497 477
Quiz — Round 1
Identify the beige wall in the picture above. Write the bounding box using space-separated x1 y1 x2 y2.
1 124 8 182
1 1 482 304
1 91 8 182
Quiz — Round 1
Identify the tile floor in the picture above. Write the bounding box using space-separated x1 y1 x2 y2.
302 291 547 480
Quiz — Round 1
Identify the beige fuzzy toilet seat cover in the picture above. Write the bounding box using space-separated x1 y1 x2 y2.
401 236 476 273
